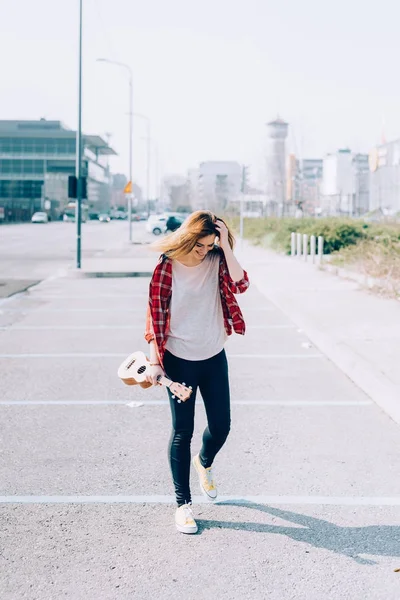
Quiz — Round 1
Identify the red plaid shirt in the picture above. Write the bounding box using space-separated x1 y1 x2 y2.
145 248 249 365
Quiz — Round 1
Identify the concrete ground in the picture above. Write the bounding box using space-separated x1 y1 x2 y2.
240 242 400 425
1 222 400 599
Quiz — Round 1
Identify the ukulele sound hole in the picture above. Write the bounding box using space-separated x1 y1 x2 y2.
137 365 146 375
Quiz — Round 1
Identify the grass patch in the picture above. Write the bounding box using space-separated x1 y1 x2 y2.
230 217 376 254
331 237 400 296
228 216 400 296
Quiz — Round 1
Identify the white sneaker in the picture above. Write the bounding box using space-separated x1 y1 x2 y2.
175 504 198 534
192 454 218 500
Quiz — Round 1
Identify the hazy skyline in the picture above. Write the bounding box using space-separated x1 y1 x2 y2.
1 0 399 194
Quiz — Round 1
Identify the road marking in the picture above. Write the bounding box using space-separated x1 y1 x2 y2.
24 294 148 299
0 306 276 314
0 353 129 358
0 353 323 359
0 400 373 406
247 325 295 329
0 495 399 505
0 308 146 313
0 324 295 332
0 325 145 331
231 354 322 359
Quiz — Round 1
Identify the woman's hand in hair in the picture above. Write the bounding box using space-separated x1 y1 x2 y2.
146 364 165 386
215 219 229 251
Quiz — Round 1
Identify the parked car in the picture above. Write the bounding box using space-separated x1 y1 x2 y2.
166 214 185 232
146 214 167 235
110 210 127 220
31 212 48 223
98 213 111 223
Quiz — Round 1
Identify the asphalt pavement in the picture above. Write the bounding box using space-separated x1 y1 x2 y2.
1 221 400 600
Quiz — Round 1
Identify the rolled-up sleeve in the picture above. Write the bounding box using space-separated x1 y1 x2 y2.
144 303 155 342
227 270 250 294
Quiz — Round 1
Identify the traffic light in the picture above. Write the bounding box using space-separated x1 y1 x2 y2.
68 175 77 199
68 176 87 199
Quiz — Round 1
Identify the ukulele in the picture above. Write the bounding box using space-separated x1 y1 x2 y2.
117 351 192 403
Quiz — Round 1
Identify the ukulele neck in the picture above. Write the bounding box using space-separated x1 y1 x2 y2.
158 376 171 387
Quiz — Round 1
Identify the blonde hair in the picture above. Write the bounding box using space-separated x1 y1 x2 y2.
151 210 235 260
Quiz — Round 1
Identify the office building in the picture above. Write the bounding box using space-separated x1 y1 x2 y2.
322 149 369 216
369 140 400 215
0 119 116 222
197 161 242 212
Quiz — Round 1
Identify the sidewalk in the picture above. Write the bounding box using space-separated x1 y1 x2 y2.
238 242 400 425
73 238 158 277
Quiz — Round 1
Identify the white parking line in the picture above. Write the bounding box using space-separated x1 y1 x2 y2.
0 400 373 406
26 294 148 299
1 495 399 505
0 325 144 331
0 308 146 313
231 354 322 359
0 324 295 332
0 306 276 313
0 353 323 359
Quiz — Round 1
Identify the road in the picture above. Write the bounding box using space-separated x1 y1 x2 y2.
0 220 150 281
1 222 400 599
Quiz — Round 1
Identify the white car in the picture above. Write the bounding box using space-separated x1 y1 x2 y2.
146 215 167 235
31 212 48 223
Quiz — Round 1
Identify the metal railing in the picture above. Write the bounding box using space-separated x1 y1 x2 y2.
291 232 324 264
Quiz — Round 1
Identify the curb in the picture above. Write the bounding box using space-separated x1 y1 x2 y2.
321 263 400 298
253 271 400 426
67 271 153 279
0 279 41 301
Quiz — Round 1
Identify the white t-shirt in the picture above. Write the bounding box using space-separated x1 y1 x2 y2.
165 252 227 361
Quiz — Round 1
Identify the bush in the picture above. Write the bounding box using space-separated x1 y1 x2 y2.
331 237 400 296
230 217 369 254
228 216 400 255
227 215 400 296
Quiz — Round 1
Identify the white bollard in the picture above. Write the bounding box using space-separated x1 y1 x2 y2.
291 232 296 257
310 235 316 264
303 234 308 261
296 233 302 257
318 236 324 264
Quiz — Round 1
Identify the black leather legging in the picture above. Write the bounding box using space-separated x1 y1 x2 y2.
163 349 231 506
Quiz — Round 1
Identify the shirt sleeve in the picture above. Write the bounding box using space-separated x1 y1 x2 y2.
144 303 155 342
227 269 250 294
219 250 250 294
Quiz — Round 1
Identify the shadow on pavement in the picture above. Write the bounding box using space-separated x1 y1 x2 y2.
196 501 400 565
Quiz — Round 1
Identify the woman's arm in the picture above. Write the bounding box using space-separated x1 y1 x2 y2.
146 341 164 384
144 301 164 384
215 219 245 282
149 340 159 365
221 244 244 282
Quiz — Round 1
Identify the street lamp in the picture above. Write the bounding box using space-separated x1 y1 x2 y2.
96 58 133 242
76 0 83 268
133 112 151 217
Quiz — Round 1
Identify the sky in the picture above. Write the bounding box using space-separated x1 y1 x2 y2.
1 0 400 194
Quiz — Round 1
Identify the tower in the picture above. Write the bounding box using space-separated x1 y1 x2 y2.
266 117 288 214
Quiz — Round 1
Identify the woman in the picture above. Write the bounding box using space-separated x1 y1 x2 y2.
144 210 249 534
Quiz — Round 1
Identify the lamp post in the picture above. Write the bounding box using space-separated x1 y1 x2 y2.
76 0 83 268
96 58 133 241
